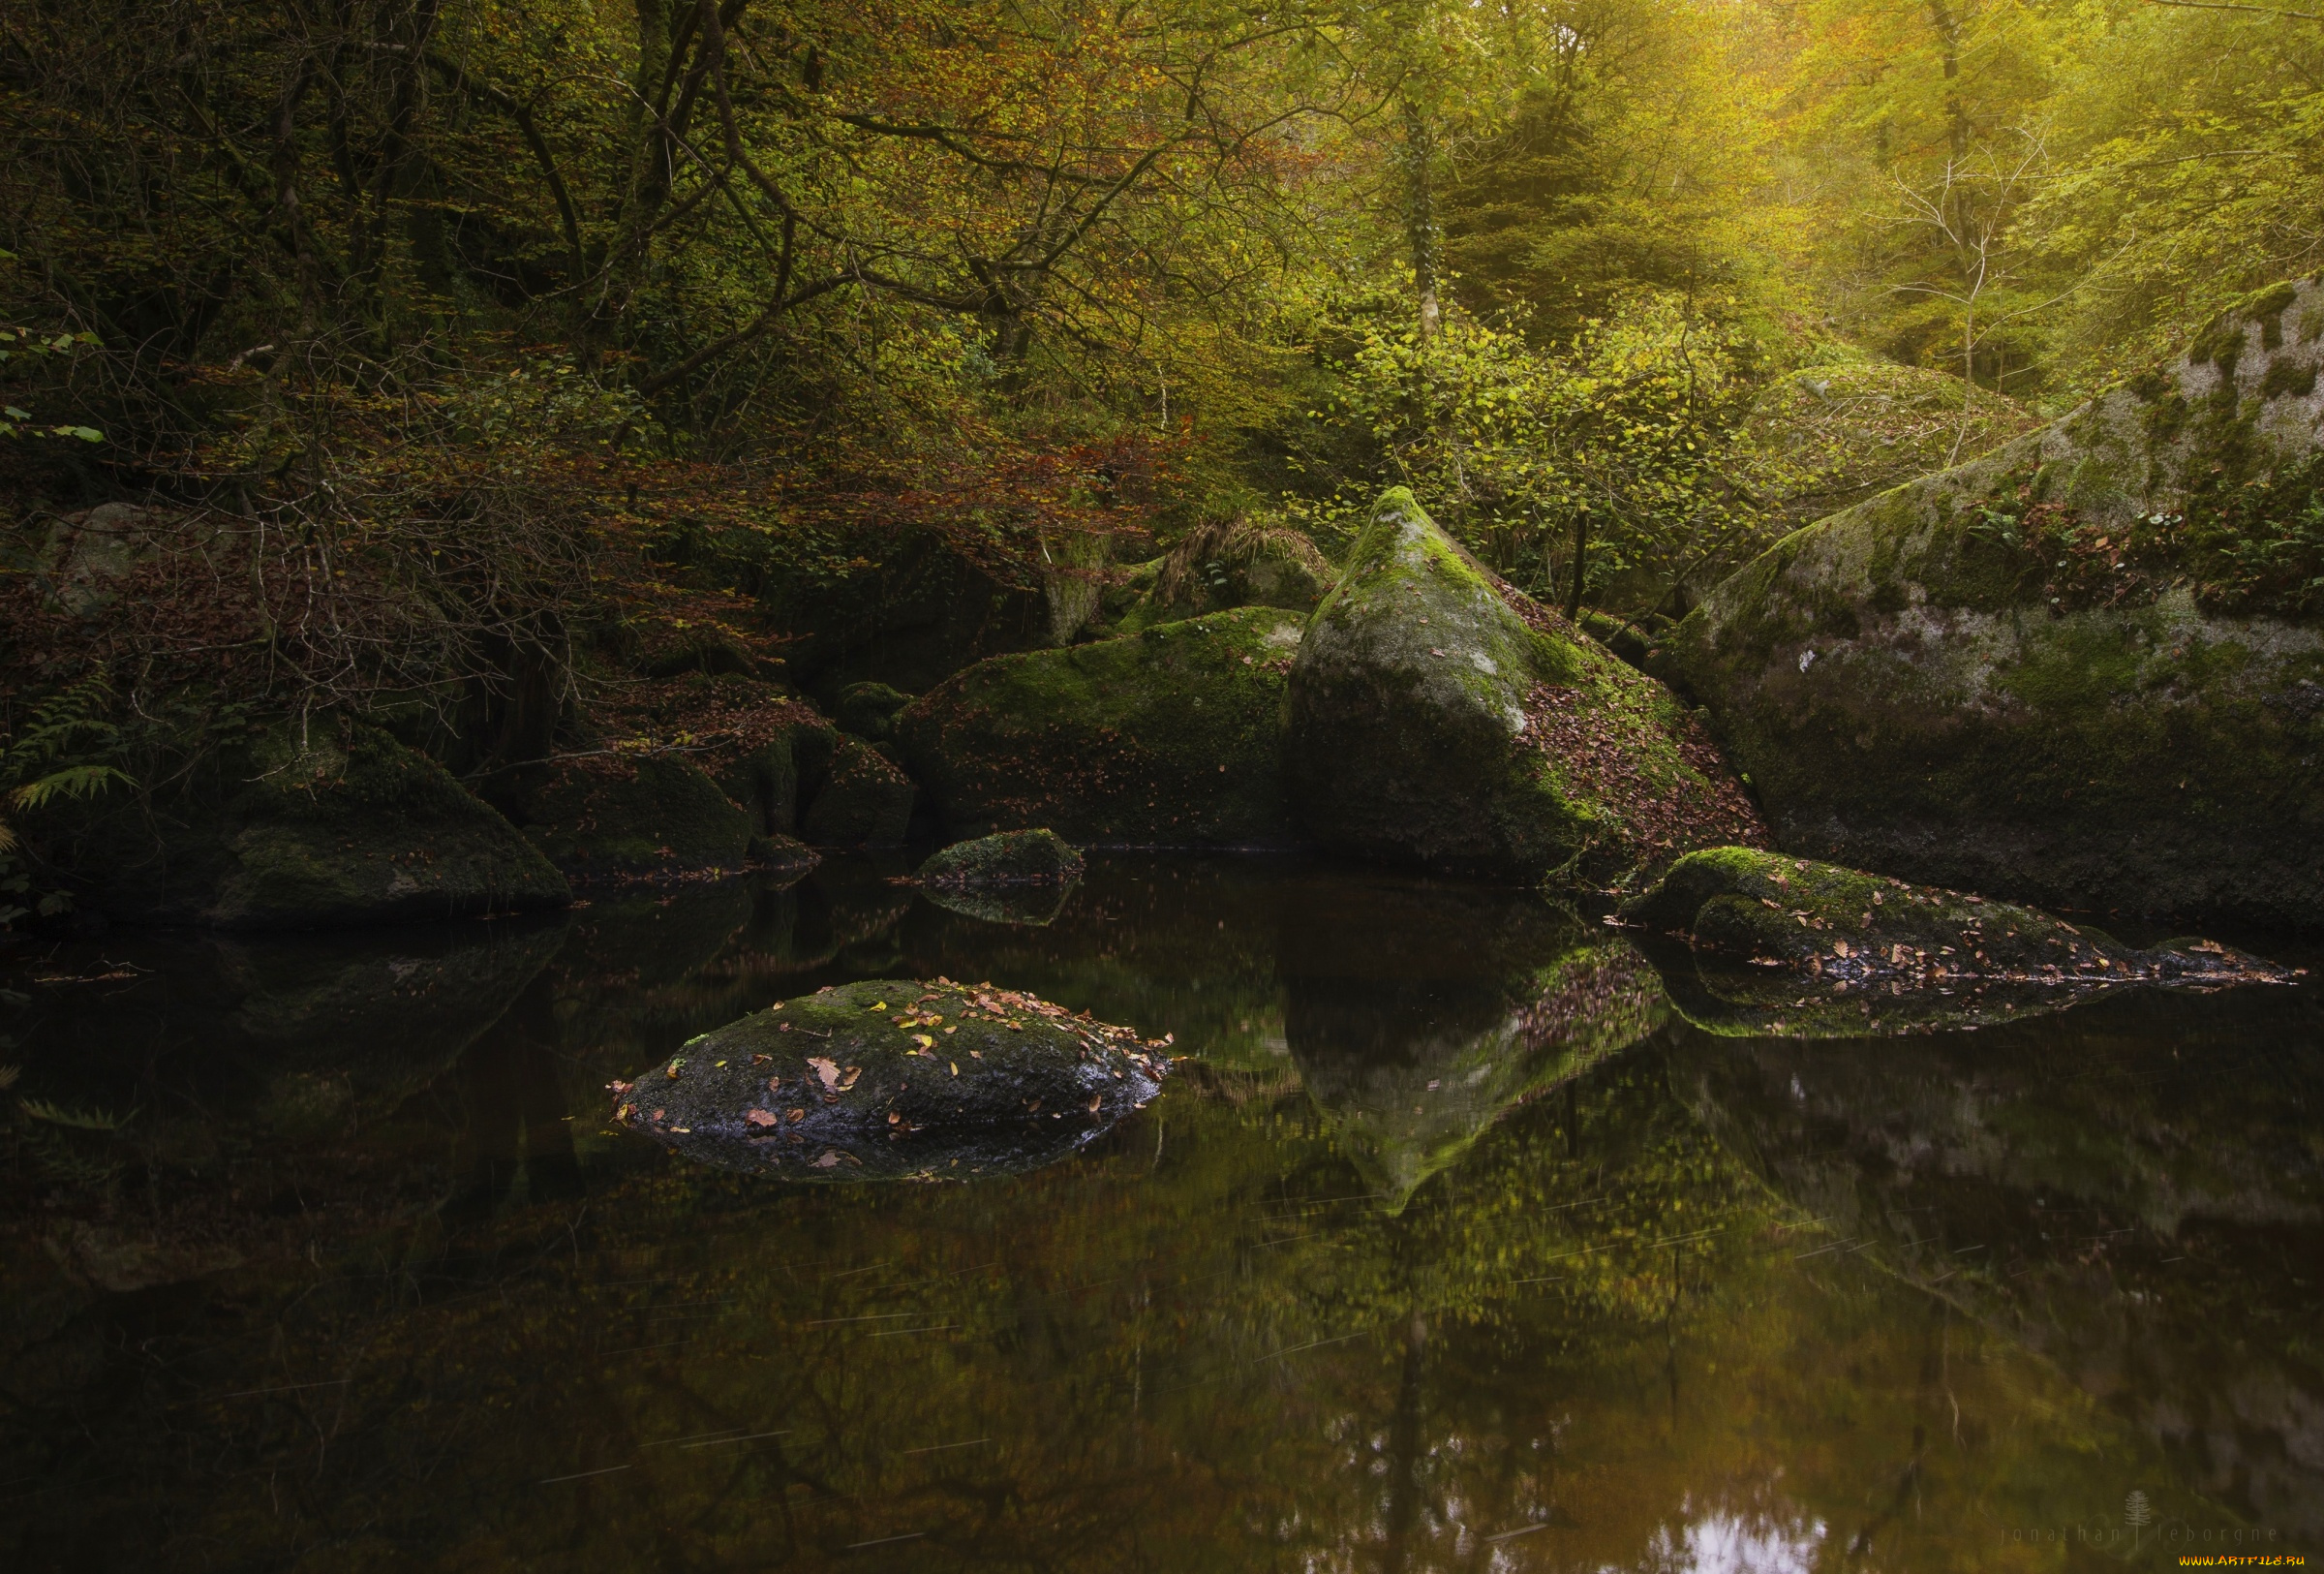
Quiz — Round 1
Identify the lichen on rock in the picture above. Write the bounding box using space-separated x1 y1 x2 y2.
1286 488 1764 880
1662 277 2324 926
611 976 1171 1180
893 605 1304 846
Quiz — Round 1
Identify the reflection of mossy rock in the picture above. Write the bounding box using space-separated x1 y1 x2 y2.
833 681 913 742
59 725 568 929
1663 279 2324 925
1624 847 2291 1037
894 606 1304 846
919 882 1076 927
1287 488 1764 879
516 754 750 880
613 978 1169 1181
918 829 1083 887
747 833 819 871
1281 880 1667 1206
1671 1012 2324 1536
799 738 915 847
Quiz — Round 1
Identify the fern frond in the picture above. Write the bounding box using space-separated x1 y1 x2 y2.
10 763 131 810
19 1097 132 1131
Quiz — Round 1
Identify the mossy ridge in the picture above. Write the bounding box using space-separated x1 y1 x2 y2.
1622 848 2292 996
610 976 1172 1181
893 605 1302 846
1291 488 1762 880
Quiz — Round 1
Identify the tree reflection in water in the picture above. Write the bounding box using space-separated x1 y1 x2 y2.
0 854 2312 1569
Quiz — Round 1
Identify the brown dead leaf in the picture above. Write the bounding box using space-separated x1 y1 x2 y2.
746 1109 780 1127
808 1056 841 1090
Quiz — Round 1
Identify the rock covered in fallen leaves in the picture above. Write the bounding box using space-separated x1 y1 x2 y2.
1285 488 1764 880
609 977 1172 1180
917 828 1084 888
1621 847 2294 1036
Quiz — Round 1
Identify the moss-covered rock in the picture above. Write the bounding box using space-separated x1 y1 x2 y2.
514 753 751 880
832 681 913 742
611 977 1171 1180
709 710 840 840
917 828 1084 887
1664 279 2324 925
893 606 1305 846
1622 847 2292 1036
799 737 915 847
55 724 568 929
1122 516 1337 631
1286 488 1765 880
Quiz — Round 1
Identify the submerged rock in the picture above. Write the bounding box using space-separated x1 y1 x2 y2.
918 828 1084 887
1661 278 2324 926
58 724 568 928
894 606 1303 846
1286 488 1764 879
1622 847 2293 1036
612 977 1171 1180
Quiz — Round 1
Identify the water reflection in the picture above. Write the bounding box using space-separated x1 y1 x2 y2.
0 857 2312 1570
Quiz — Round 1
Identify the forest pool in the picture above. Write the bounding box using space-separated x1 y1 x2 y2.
1 854 2317 1571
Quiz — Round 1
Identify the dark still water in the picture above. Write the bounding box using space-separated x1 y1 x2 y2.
2 857 2317 1572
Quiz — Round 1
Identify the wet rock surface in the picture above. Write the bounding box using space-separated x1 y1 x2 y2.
1622 847 2295 1035
612 977 1170 1180
1286 488 1763 880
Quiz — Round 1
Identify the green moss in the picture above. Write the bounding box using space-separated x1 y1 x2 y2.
916 827 1083 887
893 605 1303 845
2261 358 2318 400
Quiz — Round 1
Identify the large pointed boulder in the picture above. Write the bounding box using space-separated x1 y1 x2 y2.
1661 279 2324 926
1285 488 1763 880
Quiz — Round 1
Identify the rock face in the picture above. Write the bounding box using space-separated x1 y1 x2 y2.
1622 847 2292 1036
612 977 1171 1180
515 754 751 880
894 606 1304 846
1287 488 1765 878
799 738 916 847
1663 279 2324 925
58 725 568 928
918 828 1083 887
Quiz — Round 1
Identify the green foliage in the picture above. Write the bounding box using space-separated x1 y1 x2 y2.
1305 288 1801 610
0 673 130 927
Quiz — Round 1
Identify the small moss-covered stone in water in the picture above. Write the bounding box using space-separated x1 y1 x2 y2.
917 828 1084 887
610 978 1172 1181
1621 848 2293 1036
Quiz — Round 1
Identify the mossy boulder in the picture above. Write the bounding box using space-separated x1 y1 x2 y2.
893 606 1305 846
53 724 568 929
513 753 751 880
1623 847 2292 1036
1286 488 1765 879
1131 516 1336 629
1663 279 2324 925
799 737 915 847
917 828 1083 887
611 977 1172 1180
832 681 913 742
